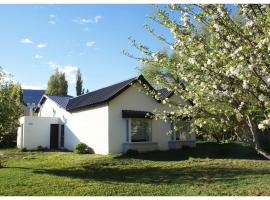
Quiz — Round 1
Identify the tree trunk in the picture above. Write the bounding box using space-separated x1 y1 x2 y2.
246 115 270 160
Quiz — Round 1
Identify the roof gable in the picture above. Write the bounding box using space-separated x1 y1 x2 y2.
22 89 45 105
66 75 154 111
46 95 73 109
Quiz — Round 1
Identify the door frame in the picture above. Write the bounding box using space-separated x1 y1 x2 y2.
50 124 59 149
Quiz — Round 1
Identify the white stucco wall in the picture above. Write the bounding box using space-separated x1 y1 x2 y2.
66 105 109 154
108 83 171 153
30 85 193 154
17 116 60 150
38 97 71 121
38 97 109 154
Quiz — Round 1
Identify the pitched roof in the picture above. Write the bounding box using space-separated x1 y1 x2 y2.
66 75 154 111
36 75 174 113
46 95 73 109
157 88 174 98
22 89 45 105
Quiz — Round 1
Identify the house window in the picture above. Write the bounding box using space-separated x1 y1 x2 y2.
171 121 191 141
60 125 64 148
130 118 152 142
171 123 180 141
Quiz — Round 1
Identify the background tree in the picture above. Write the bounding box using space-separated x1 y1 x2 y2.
0 67 23 147
46 69 68 96
76 69 83 96
126 4 270 158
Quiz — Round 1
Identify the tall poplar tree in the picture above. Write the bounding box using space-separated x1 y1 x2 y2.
76 69 83 96
46 69 68 95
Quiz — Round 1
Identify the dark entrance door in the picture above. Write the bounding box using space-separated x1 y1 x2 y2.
50 124 59 149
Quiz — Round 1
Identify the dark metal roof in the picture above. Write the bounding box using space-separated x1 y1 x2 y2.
66 75 155 111
36 75 175 113
157 88 174 98
122 110 153 118
46 95 73 109
22 89 45 105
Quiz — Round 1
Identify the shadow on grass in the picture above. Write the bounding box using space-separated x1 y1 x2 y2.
4 142 269 187
27 143 268 185
115 142 266 161
30 163 270 185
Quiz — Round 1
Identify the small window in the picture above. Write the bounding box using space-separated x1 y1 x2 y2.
131 118 152 142
60 125 64 148
172 121 191 141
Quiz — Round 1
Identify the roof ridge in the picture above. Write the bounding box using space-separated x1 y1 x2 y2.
69 75 139 101
46 94 73 97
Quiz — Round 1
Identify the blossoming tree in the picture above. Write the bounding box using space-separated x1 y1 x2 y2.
126 4 270 158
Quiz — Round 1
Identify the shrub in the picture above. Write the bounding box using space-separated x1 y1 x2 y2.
125 149 139 157
20 147 27 152
37 145 48 151
75 143 94 154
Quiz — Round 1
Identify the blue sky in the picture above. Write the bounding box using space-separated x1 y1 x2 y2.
0 4 171 96
0 4 236 96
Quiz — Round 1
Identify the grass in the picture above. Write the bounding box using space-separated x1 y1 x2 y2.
0 142 270 196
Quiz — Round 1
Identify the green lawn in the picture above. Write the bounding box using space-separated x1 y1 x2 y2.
0 142 270 196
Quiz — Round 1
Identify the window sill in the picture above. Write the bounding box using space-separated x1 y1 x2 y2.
169 140 195 143
123 142 158 153
123 142 157 145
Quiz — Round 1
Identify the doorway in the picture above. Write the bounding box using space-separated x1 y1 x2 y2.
50 124 59 149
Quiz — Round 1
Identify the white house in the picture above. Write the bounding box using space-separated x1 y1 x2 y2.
17 75 195 154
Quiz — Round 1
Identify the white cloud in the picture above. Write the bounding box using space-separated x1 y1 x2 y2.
34 54 43 59
59 65 79 84
20 38 34 44
47 61 79 84
48 20 56 25
47 61 60 69
73 15 102 25
37 43 47 48
49 14 56 18
86 41 95 47
94 16 102 23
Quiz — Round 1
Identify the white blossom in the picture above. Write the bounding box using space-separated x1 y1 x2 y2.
224 42 231 49
221 84 228 90
258 123 266 130
213 24 220 32
189 58 196 65
238 102 245 111
258 94 265 102
246 20 254 27
243 80 249 89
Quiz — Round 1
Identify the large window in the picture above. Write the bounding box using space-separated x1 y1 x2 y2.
130 118 152 142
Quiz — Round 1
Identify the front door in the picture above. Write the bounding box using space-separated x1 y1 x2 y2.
50 124 59 149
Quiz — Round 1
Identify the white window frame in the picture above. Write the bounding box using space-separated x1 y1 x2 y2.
126 118 152 143
170 123 180 141
171 121 191 141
